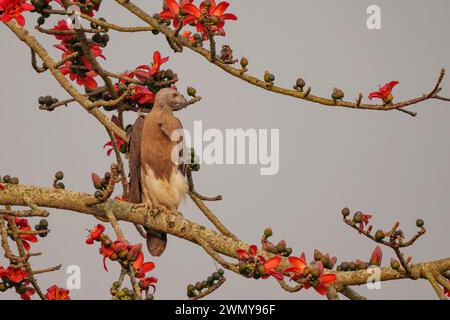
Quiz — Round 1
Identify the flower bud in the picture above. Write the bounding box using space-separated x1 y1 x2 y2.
341 207 350 218
127 243 142 262
263 227 273 238
240 57 248 68
416 219 424 228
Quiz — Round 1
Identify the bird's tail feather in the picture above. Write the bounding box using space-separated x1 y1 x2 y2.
146 228 167 257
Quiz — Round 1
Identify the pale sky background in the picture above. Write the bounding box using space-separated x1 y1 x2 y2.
0 0 449 300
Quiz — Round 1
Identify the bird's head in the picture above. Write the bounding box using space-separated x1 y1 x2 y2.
154 88 188 111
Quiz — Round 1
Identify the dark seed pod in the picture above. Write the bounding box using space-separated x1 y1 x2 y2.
2 175 11 183
348 262 357 271
240 57 248 68
10 177 19 185
295 78 305 90
375 230 385 242
38 96 46 105
102 34 110 43
218 269 224 276
416 219 424 228
212 272 220 281
340 262 349 271
207 276 214 286
92 33 102 44
55 171 64 180
341 207 350 218
56 182 65 189
39 219 48 229
187 284 195 292
94 190 104 200
201 280 208 289
43 95 53 106
195 282 202 291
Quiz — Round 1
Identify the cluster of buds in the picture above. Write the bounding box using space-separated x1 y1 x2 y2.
1 175 19 185
91 171 112 200
110 283 137 301
313 249 337 270
53 171 65 189
38 95 59 111
341 208 372 233
86 224 157 297
236 245 282 280
34 219 50 239
261 228 292 257
186 269 225 298
220 45 236 63
0 266 35 300
337 246 383 271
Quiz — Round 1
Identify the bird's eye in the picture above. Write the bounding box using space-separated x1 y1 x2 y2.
172 93 177 98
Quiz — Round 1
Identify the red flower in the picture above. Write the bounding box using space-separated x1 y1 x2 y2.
181 30 195 42
283 252 308 281
358 213 372 233
0 0 34 27
20 282 35 300
304 261 337 296
85 224 105 245
236 245 257 260
0 266 27 284
45 285 71 300
52 19 74 42
368 81 399 104
257 256 283 280
4 216 38 251
55 43 104 89
99 244 115 271
138 276 158 292
183 0 237 38
134 51 169 82
104 133 126 156
132 249 156 278
129 85 156 105
160 0 193 28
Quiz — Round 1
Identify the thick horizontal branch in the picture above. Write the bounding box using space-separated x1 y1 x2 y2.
0 184 449 291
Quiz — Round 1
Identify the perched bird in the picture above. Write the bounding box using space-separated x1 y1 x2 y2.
128 88 188 256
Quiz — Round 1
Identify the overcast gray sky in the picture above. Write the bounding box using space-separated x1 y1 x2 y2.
0 0 449 300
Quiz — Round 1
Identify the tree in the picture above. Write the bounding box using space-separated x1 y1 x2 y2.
0 0 449 300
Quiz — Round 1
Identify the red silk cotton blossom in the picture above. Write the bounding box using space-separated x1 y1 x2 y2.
368 81 399 104
45 285 71 300
0 0 34 26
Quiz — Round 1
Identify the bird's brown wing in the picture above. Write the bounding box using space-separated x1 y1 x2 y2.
159 113 186 176
128 116 145 204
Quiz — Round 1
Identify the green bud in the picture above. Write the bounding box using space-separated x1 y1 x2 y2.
375 230 385 242
39 219 48 229
353 212 362 223
263 227 273 238
391 259 401 270
240 57 248 68
187 87 197 97
416 219 424 228
55 171 64 180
